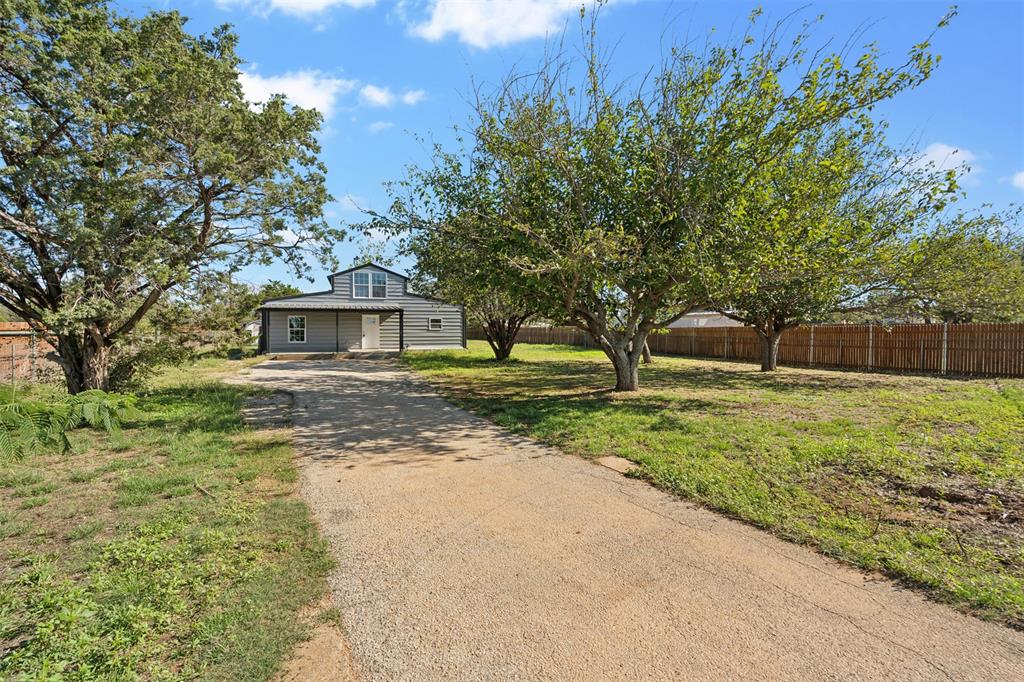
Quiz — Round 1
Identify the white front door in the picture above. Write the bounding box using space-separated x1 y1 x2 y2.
361 314 380 349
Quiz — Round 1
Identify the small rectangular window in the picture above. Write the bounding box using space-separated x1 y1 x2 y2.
353 272 369 298
428 317 443 331
371 272 387 298
287 315 306 343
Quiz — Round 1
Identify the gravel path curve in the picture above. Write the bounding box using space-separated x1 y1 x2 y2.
244 359 1024 681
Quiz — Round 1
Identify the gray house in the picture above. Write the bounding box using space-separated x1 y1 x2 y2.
258 263 465 354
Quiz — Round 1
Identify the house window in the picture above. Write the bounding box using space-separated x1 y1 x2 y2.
428 317 443 331
371 272 387 298
353 272 369 298
287 315 306 343
353 271 387 298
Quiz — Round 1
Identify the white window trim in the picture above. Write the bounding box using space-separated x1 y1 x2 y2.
352 270 388 299
287 315 306 343
428 317 443 331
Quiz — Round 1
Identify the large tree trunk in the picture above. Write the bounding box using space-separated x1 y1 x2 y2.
55 332 112 393
577 315 651 391
611 348 641 391
483 315 526 361
602 332 648 391
757 328 783 372
641 340 652 365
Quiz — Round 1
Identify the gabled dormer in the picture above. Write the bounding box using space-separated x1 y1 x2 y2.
327 262 408 300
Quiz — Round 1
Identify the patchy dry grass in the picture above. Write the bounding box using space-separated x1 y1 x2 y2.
0 361 332 680
406 341 1024 628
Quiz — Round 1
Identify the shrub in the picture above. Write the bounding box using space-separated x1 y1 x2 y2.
0 390 138 460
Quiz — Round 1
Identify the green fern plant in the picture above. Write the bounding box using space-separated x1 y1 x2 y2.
0 391 138 461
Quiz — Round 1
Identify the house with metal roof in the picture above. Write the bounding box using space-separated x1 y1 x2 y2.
258 263 465 354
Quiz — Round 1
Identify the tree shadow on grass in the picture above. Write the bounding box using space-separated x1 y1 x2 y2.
446 348 915 398
453 391 718 436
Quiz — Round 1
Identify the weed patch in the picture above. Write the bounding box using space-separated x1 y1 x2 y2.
0 363 332 680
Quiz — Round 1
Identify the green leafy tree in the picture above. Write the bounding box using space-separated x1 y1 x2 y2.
711 123 963 370
453 8 947 390
258 280 304 303
0 1 342 392
349 236 396 268
367 148 534 360
407 227 534 362
191 276 301 347
878 217 1024 323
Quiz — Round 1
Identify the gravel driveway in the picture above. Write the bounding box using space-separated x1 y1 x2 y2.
244 359 1024 681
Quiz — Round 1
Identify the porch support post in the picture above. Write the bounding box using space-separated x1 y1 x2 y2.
335 310 339 353
399 309 405 351
259 309 270 354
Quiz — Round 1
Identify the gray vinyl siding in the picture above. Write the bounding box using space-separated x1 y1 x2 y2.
401 299 463 348
268 311 403 352
262 264 465 351
267 310 337 352
331 264 407 299
337 311 400 350
337 313 360 349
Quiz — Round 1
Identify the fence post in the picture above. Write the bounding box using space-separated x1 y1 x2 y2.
30 332 37 382
809 326 815 366
867 325 874 370
919 337 926 372
941 323 949 375
838 337 843 367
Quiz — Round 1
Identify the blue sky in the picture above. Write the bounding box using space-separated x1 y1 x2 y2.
131 0 1024 287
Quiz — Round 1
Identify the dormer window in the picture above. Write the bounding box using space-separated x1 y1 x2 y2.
353 270 387 298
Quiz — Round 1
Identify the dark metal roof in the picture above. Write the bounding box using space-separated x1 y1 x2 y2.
259 301 403 311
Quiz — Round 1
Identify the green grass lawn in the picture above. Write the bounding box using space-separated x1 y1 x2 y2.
405 341 1024 628
0 358 333 680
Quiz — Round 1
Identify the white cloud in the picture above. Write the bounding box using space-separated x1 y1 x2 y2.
359 86 426 107
401 89 427 105
914 142 980 173
408 0 584 49
238 68 356 118
217 0 376 18
276 227 302 246
368 121 394 133
360 84 395 107
1011 171 1024 190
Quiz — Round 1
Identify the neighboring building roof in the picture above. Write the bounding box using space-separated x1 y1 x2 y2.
667 311 743 329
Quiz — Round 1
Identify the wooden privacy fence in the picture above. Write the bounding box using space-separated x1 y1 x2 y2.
470 323 1024 378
